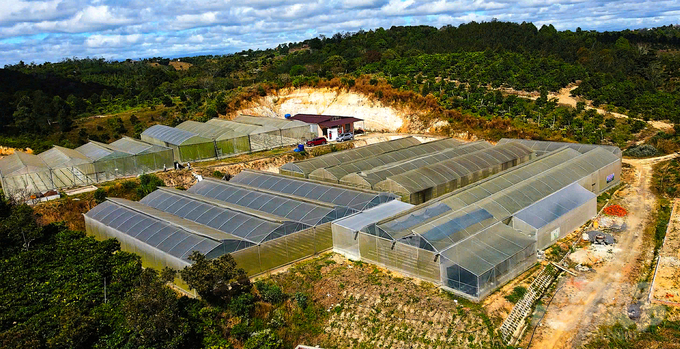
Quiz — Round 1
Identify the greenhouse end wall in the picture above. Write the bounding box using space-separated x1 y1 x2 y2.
357 232 441 284
230 223 333 276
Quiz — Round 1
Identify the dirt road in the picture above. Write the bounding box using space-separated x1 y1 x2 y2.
518 85 673 131
528 153 679 348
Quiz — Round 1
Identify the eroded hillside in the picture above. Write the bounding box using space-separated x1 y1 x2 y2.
226 87 443 134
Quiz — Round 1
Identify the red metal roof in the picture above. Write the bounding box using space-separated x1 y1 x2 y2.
289 114 362 127
318 117 363 128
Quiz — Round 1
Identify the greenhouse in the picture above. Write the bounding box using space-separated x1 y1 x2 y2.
187 178 356 225
332 200 414 260
344 145 621 300
496 138 622 158
340 141 492 189
308 138 463 183
176 120 251 157
77 138 174 182
206 118 283 152
230 170 399 211
141 125 216 162
280 136 421 178
234 115 316 143
374 142 535 204
38 145 97 188
0 151 55 200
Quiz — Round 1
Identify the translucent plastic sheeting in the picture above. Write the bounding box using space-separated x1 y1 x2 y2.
340 141 492 189
188 178 355 226
141 125 210 146
38 146 97 188
230 170 398 211
176 121 251 157
280 136 421 178
84 200 248 268
308 138 463 183
333 200 415 233
497 138 622 158
0 152 54 199
139 188 308 244
77 140 174 182
374 142 534 197
514 182 596 230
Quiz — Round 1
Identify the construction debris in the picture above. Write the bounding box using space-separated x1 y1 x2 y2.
585 231 616 245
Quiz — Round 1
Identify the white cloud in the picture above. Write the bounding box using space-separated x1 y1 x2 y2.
0 0 678 65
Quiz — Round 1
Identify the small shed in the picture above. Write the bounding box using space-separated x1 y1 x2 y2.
141 125 216 162
289 114 363 140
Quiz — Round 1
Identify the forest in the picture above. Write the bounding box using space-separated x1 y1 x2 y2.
0 21 679 152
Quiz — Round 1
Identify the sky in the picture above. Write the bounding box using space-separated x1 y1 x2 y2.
1 0 679 66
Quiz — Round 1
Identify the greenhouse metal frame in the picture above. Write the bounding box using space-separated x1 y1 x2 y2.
280 136 422 178
141 124 216 162
230 169 398 211
340 141 493 189
374 142 535 204
39 145 97 188
308 138 463 183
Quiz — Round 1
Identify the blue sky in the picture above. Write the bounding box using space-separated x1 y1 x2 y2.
1 0 679 66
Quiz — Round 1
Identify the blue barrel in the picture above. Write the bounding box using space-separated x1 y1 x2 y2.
297 144 305 152
284 113 291 118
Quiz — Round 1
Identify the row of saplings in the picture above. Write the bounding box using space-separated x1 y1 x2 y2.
177 252 312 348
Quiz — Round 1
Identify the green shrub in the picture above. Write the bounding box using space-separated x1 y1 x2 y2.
255 281 285 304
294 292 308 309
504 286 528 304
94 188 107 203
212 170 224 178
244 329 282 349
624 144 658 157
229 293 255 318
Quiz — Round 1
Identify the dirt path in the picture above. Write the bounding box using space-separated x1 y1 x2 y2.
517 85 673 131
528 153 679 348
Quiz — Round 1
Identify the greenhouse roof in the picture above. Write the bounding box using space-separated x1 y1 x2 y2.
333 200 414 232
142 125 210 145
85 199 246 263
206 118 278 135
0 151 50 176
439 222 535 276
139 188 308 244
38 146 92 168
230 170 398 211
235 115 311 130
109 137 171 155
343 141 492 188
280 136 421 177
375 142 534 194
76 141 131 161
176 121 244 140
514 182 596 230
187 178 354 226
309 138 463 182
497 138 622 158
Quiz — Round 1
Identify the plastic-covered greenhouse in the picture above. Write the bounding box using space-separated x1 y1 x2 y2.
83 169 397 284
230 170 398 211
234 115 316 144
280 136 421 178
176 120 251 157
0 151 55 200
336 145 621 300
496 138 622 158
141 125 216 162
39 145 97 188
308 138 463 183
340 141 492 189
206 118 283 152
374 142 535 204
76 138 173 182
